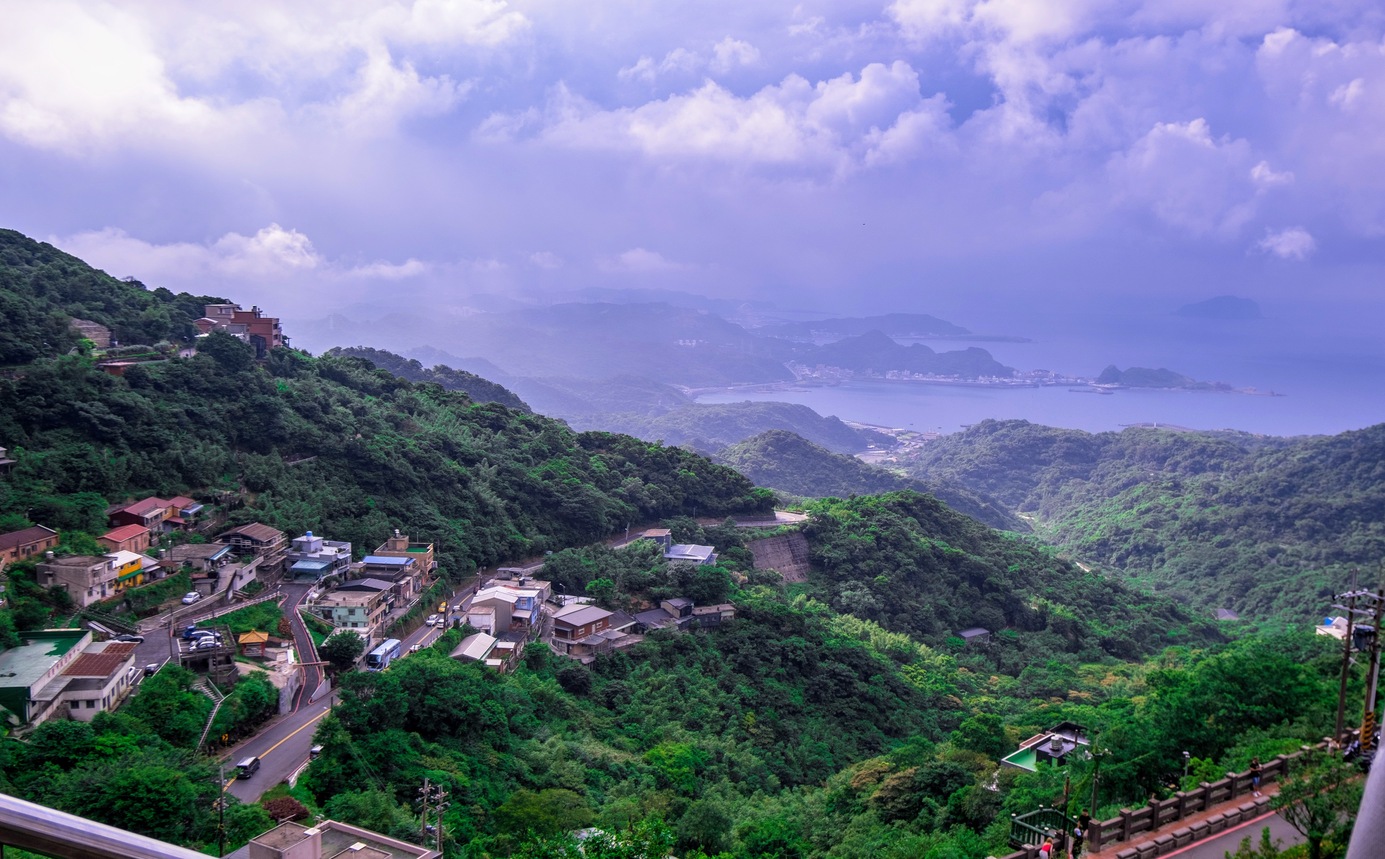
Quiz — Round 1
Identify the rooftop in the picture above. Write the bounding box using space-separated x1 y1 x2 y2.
0 525 58 552
0 630 88 689
99 524 149 543
361 555 412 567
554 604 614 627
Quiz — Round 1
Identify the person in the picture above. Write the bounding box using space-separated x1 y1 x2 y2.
1249 757 1262 797
1038 836 1054 859
1070 824 1085 858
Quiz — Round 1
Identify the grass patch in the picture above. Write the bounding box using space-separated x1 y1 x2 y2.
300 609 334 647
211 600 284 636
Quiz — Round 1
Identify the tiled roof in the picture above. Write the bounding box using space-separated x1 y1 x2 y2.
63 652 129 678
221 522 286 543
0 525 58 552
120 497 168 517
100 524 149 543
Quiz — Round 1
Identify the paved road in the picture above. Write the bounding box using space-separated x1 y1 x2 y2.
1164 810 1303 859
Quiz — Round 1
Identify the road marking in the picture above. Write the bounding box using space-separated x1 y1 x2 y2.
223 707 331 790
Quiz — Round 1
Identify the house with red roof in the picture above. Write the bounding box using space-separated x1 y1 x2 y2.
98 524 151 554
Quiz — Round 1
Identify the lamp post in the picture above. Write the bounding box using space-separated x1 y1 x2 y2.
1182 750 1190 782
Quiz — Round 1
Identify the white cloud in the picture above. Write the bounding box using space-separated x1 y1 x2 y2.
1256 226 1316 260
491 61 950 173
0 0 527 154
1250 160 1293 188
349 258 430 279
1108 118 1261 236
710 37 761 74
529 251 564 269
600 248 690 273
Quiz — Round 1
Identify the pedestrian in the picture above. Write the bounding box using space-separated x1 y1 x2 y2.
1249 757 1262 796
1070 824 1085 858
1038 836 1054 859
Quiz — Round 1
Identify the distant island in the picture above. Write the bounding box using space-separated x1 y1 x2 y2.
1091 365 1278 395
1173 295 1263 321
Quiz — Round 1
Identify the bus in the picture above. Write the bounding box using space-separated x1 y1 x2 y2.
365 638 402 671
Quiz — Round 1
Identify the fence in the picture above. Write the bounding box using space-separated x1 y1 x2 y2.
994 738 1340 859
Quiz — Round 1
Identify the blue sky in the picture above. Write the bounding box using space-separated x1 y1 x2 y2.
2 0 1383 331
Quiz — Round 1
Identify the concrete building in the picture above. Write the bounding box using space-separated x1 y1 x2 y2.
55 640 139 722
218 523 288 574
286 531 353 582
198 304 287 358
0 629 91 727
664 544 718 565
372 528 436 576
37 555 119 608
311 589 389 640
235 819 438 859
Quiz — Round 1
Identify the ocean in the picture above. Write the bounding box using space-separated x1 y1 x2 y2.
697 310 1385 437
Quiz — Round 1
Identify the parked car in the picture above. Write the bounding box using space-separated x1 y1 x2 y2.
114 633 145 643
181 592 201 605
194 638 219 650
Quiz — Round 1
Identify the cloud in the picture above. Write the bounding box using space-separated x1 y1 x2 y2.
1107 118 1263 236
488 61 951 173
600 248 690 273
0 0 527 155
348 258 430 279
529 251 564 269
710 37 761 74
1256 226 1316 260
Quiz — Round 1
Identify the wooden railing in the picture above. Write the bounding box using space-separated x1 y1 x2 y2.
994 737 1344 859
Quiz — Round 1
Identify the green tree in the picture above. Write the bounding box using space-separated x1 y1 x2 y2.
1271 752 1362 859
496 789 593 838
320 631 366 675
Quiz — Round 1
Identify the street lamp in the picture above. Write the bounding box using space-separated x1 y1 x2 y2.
1182 751 1191 782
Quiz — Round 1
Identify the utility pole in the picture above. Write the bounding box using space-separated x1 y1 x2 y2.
432 785 449 854
418 778 431 844
1362 589 1385 753
1334 586 1358 743
217 765 226 858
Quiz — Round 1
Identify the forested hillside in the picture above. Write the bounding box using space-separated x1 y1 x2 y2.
0 229 224 364
799 492 1217 659
717 430 1022 530
592 401 888 455
905 419 1383 620
324 346 531 411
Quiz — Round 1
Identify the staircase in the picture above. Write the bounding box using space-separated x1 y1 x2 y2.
194 679 227 751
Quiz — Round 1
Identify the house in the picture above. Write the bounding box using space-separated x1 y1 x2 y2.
691 603 736 628
1001 722 1091 772
237 819 439 859
98 524 151 555
467 592 516 635
217 523 288 573
0 525 59 567
634 608 679 633
310 589 389 641
55 640 139 722
37 555 119 608
552 604 626 659
197 303 287 358
373 528 436 575
452 632 499 663
109 496 205 532
661 597 694 618
109 550 149 591
167 543 234 574
285 531 353 582
664 544 717 565
641 528 673 549
352 554 425 607
0 629 91 727
0 445 16 477
472 579 552 628
956 627 992 645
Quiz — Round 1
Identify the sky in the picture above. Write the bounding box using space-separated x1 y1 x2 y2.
2 0 1384 336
